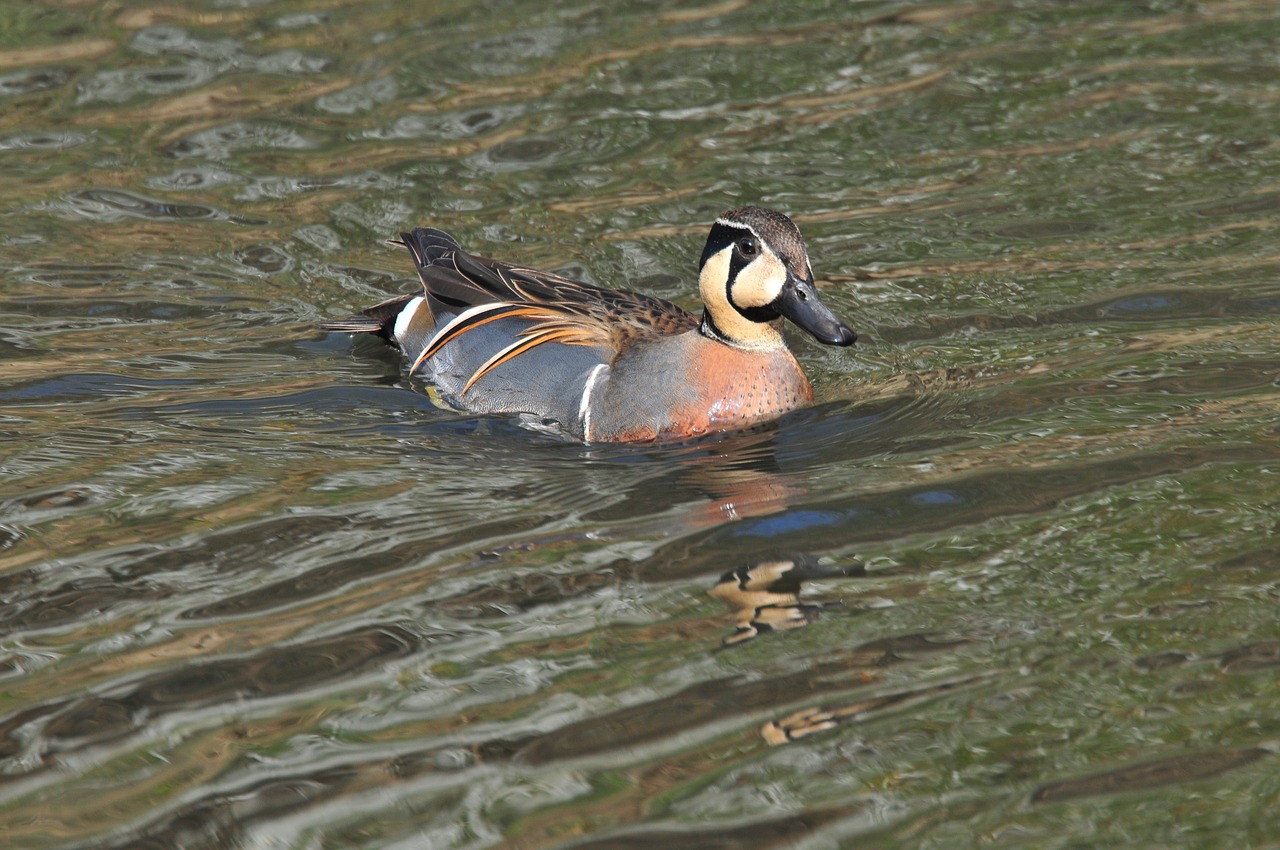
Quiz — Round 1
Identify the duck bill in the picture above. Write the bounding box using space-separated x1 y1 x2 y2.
777 273 856 346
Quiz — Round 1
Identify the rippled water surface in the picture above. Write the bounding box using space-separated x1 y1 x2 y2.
3 2 1279 848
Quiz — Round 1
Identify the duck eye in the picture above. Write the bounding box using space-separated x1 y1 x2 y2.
736 237 758 257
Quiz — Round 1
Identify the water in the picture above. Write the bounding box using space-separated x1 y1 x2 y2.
2 1 1279 848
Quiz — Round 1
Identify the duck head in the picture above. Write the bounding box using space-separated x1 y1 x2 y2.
697 206 856 351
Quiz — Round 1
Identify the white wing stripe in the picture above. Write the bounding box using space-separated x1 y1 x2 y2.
578 364 608 441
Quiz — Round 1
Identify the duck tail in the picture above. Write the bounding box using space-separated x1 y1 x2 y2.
319 227 461 347
318 293 418 345
397 228 461 271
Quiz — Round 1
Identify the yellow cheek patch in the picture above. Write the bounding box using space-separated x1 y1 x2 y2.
698 247 733 312
730 251 785 309
698 245 787 351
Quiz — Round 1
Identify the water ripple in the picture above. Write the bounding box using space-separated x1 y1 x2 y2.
77 64 218 104
50 188 224 223
0 131 92 151
315 77 397 115
145 166 244 191
363 104 526 141
74 26 333 106
3 2 1280 848
235 170 404 203
167 122 317 160
0 67 71 97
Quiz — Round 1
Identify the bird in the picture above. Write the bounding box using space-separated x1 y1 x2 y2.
320 206 855 442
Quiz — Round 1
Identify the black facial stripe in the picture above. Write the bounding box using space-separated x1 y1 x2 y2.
699 220 756 269
727 241 754 284
702 219 781 325
739 304 780 323
724 259 781 325
699 310 728 342
728 242 780 324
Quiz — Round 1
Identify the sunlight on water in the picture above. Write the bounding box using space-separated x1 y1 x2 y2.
1 2 1279 848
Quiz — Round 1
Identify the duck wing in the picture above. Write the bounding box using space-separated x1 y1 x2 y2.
400 228 698 388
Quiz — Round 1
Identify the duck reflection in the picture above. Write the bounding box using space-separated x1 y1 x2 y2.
709 554 864 647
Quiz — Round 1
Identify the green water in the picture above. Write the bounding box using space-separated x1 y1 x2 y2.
1 1 1278 848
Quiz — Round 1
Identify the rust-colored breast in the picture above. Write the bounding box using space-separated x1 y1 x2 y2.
662 338 812 439
591 333 812 442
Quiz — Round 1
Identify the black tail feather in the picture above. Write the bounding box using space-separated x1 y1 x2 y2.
318 293 417 345
399 228 460 270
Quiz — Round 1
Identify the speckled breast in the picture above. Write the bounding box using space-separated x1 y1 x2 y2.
668 344 813 437
590 334 814 442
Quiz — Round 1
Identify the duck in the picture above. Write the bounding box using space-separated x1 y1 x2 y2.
320 206 855 442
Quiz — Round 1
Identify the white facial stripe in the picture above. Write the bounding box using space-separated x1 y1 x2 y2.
715 218 801 297
714 218 761 240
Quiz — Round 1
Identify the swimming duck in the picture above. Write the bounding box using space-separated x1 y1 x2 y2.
321 206 855 442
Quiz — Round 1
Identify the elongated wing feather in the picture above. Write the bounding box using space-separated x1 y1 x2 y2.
327 227 702 401
397 227 699 362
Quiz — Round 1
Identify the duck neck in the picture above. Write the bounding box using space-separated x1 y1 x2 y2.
698 310 785 351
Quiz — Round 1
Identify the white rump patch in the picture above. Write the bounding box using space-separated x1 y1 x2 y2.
393 296 425 346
